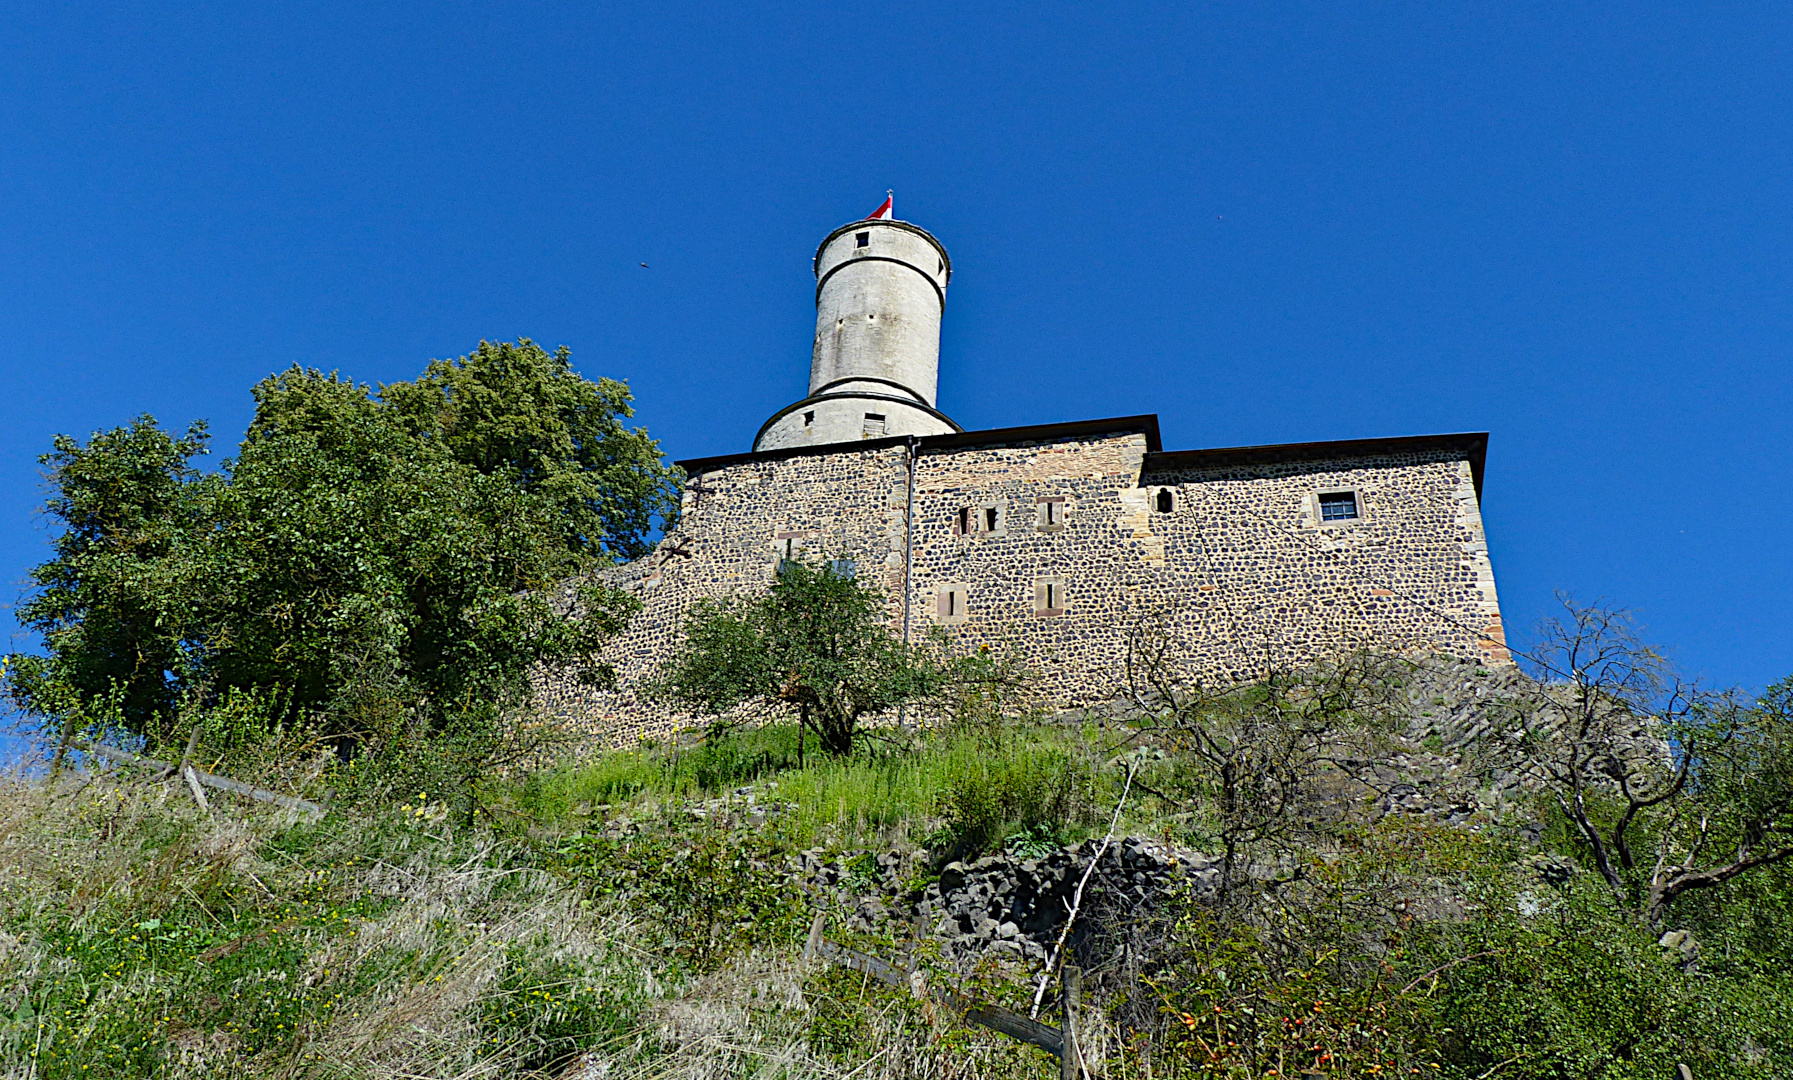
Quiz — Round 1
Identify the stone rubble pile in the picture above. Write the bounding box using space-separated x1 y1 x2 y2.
799 837 1218 964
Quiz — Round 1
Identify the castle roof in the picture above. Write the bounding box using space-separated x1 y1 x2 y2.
677 415 1489 502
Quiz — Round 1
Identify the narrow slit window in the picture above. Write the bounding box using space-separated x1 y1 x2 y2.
956 507 971 535
1034 578 1066 615
984 507 999 533
1319 491 1359 522
856 231 870 248
936 584 969 623
1036 497 1066 530
1155 489 1174 513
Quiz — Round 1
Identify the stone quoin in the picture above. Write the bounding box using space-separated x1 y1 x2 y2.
534 212 1509 743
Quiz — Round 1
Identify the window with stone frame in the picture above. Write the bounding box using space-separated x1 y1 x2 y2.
982 501 1005 535
953 500 1006 536
1316 490 1361 524
1035 496 1067 531
773 531 809 574
1033 577 1067 616
935 583 970 624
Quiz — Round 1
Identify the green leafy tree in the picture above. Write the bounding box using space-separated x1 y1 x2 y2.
8 344 678 783
8 417 221 745
653 559 946 757
380 339 678 561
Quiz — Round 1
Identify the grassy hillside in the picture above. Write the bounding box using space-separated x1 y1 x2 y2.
4 699 1792 1079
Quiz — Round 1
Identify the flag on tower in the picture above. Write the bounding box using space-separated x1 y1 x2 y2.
868 193 894 220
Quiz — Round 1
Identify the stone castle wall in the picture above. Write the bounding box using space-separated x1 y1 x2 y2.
531 427 1508 745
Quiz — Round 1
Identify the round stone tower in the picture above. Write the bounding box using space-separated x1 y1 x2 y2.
753 217 961 451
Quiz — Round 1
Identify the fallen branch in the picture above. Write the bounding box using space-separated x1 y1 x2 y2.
804 912 1065 1058
1398 949 1502 996
1031 761 1136 1019
74 740 325 818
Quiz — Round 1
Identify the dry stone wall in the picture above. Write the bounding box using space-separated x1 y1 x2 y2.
531 427 1508 745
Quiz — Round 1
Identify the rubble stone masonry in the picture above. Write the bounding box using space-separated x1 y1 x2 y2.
532 419 1508 746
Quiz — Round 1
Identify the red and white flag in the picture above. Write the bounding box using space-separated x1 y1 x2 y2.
867 192 894 220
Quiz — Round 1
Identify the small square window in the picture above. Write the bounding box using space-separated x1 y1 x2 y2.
855 231 870 248
1318 491 1359 522
803 410 814 426
862 413 886 437
1035 497 1066 531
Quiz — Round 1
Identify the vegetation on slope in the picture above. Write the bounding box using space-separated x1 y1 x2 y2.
5 684 1793 1079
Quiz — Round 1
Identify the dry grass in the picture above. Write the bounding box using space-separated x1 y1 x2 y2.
0 770 1078 1080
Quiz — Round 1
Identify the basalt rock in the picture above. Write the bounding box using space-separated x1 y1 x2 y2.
799 836 1219 969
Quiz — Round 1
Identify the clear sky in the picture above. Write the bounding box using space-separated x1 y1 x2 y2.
3 2 1790 707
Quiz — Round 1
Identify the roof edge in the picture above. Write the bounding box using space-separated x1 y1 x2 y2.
1143 432 1489 501
679 414 1163 474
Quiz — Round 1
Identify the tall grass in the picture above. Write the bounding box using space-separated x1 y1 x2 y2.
510 720 1128 855
0 768 1071 1079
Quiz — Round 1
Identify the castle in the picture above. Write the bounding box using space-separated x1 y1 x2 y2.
539 212 1509 743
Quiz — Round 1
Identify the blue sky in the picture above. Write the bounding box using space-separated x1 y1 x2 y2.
3 1 1790 705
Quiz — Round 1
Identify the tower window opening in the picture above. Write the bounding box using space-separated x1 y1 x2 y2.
1155 489 1174 513
855 231 870 248
862 413 886 437
1319 491 1359 522
803 410 814 426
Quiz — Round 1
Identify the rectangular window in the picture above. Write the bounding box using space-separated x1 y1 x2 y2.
956 507 972 535
856 231 870 248
984 507 999 533
1035 497 1066 531
863 413 886 437
1318 491 1359 522
935 583 969 624
1033 578 1066 616
803 410 814 426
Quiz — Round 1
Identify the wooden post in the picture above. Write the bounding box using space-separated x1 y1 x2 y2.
1061 965 1082 1080
180 729 210 813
